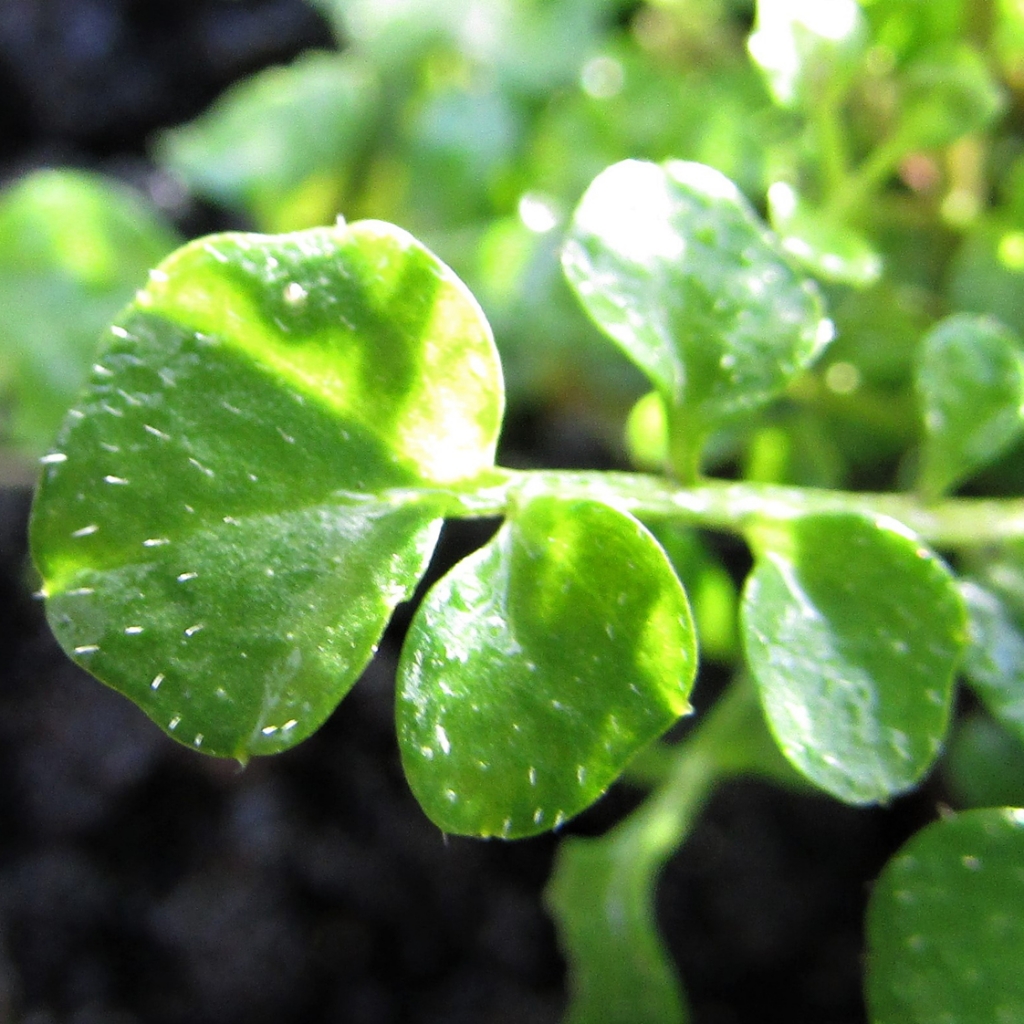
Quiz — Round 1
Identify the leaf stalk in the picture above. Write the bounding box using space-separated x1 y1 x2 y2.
426 470 1024 549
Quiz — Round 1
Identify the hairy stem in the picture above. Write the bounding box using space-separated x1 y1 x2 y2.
410 469 1024 549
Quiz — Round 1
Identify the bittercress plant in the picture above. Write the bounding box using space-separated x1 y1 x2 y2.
29 158 1024 1023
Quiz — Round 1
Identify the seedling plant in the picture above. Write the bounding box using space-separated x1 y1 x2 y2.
9 1 1024 1021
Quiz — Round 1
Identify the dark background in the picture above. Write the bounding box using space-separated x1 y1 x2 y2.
0 3 941 1022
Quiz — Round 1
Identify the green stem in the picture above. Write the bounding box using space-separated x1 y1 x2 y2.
411 469 1024 549
665 404 705 486
544 679 760 1024
812 83 851 201
827 129 912 221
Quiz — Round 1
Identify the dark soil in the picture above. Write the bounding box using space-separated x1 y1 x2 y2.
0 4 941 1022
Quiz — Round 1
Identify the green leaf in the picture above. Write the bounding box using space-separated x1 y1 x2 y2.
31 221 504 760
944 712 1024 809
916 315 1024 499
866 807 1024 1024
741 512 967 804
893 43 1005 152
0 170 180 456
396 496 696 837
767 181 883 287
155 52 378 232
546 677 800 1024
562 159 831 432
959 576 1024 744
645 521 738 663
860 0 968 64
548 825 691 1024
948 220 1024 338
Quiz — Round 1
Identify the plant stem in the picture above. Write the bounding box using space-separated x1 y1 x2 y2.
665 405 705 486
544 679 774 1024
411 469 1024 549
812 83 851 202
827 130 910 220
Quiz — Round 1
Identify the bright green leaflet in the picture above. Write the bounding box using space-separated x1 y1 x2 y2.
915 314 1024 500
741 512 966 804
397 495 696 838
155 51 378 232
30 221 504 760
866 807 1024 1024
562 159 830 470
0 169 180 456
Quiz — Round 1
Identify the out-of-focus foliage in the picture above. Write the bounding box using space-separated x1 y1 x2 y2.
156 0 780 415
0 171 179 458
145 0 1016 491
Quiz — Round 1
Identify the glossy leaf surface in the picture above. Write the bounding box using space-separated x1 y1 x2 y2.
562 159 830 430
916 314 1024 499
742 512 966 804
867 808 1024 1024
397 496 696 837
31 221 503 759
0 170 179 455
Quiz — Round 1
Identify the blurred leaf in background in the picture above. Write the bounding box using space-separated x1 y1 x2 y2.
152 0 780 423
0 170 180 460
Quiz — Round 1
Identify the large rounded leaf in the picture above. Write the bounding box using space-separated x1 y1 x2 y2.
397 496 696 838
867 808 1024 1024
31 221 503 760
562 159 831 429
741 512 967 804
